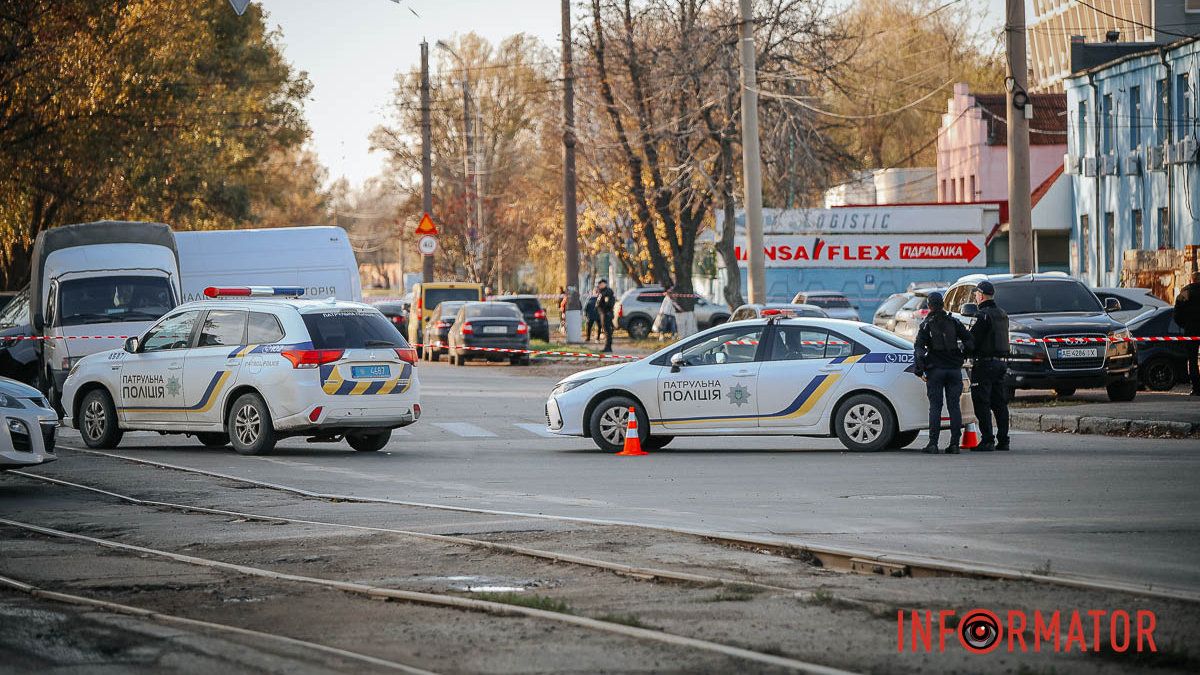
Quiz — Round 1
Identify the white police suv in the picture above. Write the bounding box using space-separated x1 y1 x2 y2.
546 312 975 452
62 287 420 455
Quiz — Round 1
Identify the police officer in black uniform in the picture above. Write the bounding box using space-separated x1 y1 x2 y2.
968 280 1011 451
596 279 617 353
914 292 974 454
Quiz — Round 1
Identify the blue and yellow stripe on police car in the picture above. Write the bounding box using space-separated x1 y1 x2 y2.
319 363 413 396
118 371 231 414
651 354 864 426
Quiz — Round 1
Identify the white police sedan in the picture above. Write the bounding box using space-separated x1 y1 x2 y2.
62 287 420 455
546 313 975 452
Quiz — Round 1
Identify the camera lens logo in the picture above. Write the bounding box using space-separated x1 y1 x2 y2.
958 609 1001 654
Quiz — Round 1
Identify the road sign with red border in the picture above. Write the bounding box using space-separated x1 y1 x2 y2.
415 213 439 236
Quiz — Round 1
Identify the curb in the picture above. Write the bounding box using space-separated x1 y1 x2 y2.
1011 411 1199 439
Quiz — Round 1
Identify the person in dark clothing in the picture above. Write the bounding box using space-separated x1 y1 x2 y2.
596 279 616 353
584 292 600 342
968 280 1011 451
1175 270 1200 396
914 291 974 454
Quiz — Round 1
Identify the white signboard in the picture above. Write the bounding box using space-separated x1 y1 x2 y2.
720 205 989 235
735 234 988 269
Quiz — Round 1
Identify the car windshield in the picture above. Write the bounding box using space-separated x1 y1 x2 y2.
994 281 1103 315
808 295 851 308
302 310 410 349
861 325 914 350
877 295 909 315
498 298 540 314
435 302 466 317
57 276 174 326
425 288 480 308
0 289 30 328
465 304 522 319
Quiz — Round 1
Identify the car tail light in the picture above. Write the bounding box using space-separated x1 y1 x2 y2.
436 320 450 330
415 297 423 313
533 309 546 320
517 322 528 335
391 316 404 324
918 309 930 319
308 406 323 423
618 305 624 318
462 322 474 335
281 349 344 369
394 347 418 365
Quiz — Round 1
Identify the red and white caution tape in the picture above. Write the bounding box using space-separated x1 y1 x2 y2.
1011 336 1200 344
1 335 131 341
419 342 639 360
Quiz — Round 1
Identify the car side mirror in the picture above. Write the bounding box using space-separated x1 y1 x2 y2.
669 352 685 372
32 314 44 332
124 337 140 353
962 303 979 318
1104 297 1121 312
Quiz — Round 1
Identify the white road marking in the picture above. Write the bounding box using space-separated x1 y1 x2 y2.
432 422 497 438
514 423 557 438
392 428 414 436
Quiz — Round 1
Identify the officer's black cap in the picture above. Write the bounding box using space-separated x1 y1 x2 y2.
976 280 995 295
927 291 944 310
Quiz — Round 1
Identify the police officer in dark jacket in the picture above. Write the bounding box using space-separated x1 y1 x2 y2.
596 279 617 353
1175 270 1200 396
914 292 974 454
968 280 1011 451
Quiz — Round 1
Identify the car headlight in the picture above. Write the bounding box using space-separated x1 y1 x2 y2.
1108 328 1132 342
1008 332 1035 346
551 378 596 397
0 393 24 409
68 358 83 379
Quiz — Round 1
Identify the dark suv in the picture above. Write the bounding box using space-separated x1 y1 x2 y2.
491 294 550 341
945 273 1137 401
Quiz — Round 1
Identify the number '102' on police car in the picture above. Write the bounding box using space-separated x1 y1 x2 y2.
546 313 975 452
62 287 420 455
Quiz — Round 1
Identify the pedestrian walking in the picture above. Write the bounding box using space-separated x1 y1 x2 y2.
556 286 567 337
968 280 1011 451
584 290 600 341
914 291 974 454
596 278 616 353
1175 270 1200 396
653 283 679 340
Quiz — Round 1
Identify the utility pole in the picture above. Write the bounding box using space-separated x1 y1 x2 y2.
461 80 476 279
562 0 582 342
738 0 766 304
1006 0 1034 274
420 41 434 283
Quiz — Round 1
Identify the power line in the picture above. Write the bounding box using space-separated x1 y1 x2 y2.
1071 0 1199 40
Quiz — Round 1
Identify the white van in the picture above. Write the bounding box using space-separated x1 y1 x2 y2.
175 226 361 304
30 221 181 407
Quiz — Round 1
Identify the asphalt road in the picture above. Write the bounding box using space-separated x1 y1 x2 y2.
54 359 1200 596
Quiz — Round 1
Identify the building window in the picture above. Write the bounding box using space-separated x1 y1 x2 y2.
949 178 956 201
1130 85 1142 148
1078 99 1089 151
959 177 965 203
1158 207 1171 249
1037 232 1070 267
1156 78 1169 145
1177 73 1192 137
969 175 976 200
940 179 947 202
1079 215 1090 273
1189 0 1200 13
1132 209 1143 249
1102 93 1114 155
1104 212 1115 272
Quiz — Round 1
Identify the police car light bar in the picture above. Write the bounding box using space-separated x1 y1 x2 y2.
204 286 305 299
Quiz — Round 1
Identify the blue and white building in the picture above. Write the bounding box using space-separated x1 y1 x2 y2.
1066 36 1200 287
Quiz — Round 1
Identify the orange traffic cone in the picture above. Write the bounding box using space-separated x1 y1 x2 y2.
961 422 980 450
615 406 647 456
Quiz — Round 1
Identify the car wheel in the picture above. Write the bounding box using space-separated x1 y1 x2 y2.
427 344 439 362
887 429 920 449
626 317 651 340
1106 379 1138 402
455 351 468 366
1053 387 1076 397
228 392 277 455
510 355 531 366
1141 358 1178 392
833 393 896 452
588 395 647 453
80 389 123 449
195 432 229 448
347 430 391 452
644 435 673 451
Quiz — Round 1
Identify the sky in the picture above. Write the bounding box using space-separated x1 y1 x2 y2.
258 0 1009 189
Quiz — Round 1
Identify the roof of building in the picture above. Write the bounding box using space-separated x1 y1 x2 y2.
973 93 1068 146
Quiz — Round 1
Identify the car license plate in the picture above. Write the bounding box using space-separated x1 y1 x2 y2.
1057 348 1098 359
351 365 390 379
483 326 507 334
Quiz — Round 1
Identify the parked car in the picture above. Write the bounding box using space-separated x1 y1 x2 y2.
729 303 829 321
491 294 550 341
0 292 37 386
789 291 860 321
407 282 484 354
0 376 57 471
421 301 468 361
872 293 912 332
945 273 1138 401
616 287 730 340
1127 307 1189 391
447 301 530 366
892 288 948 340
1092 287 1170 325
371 300 409 338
